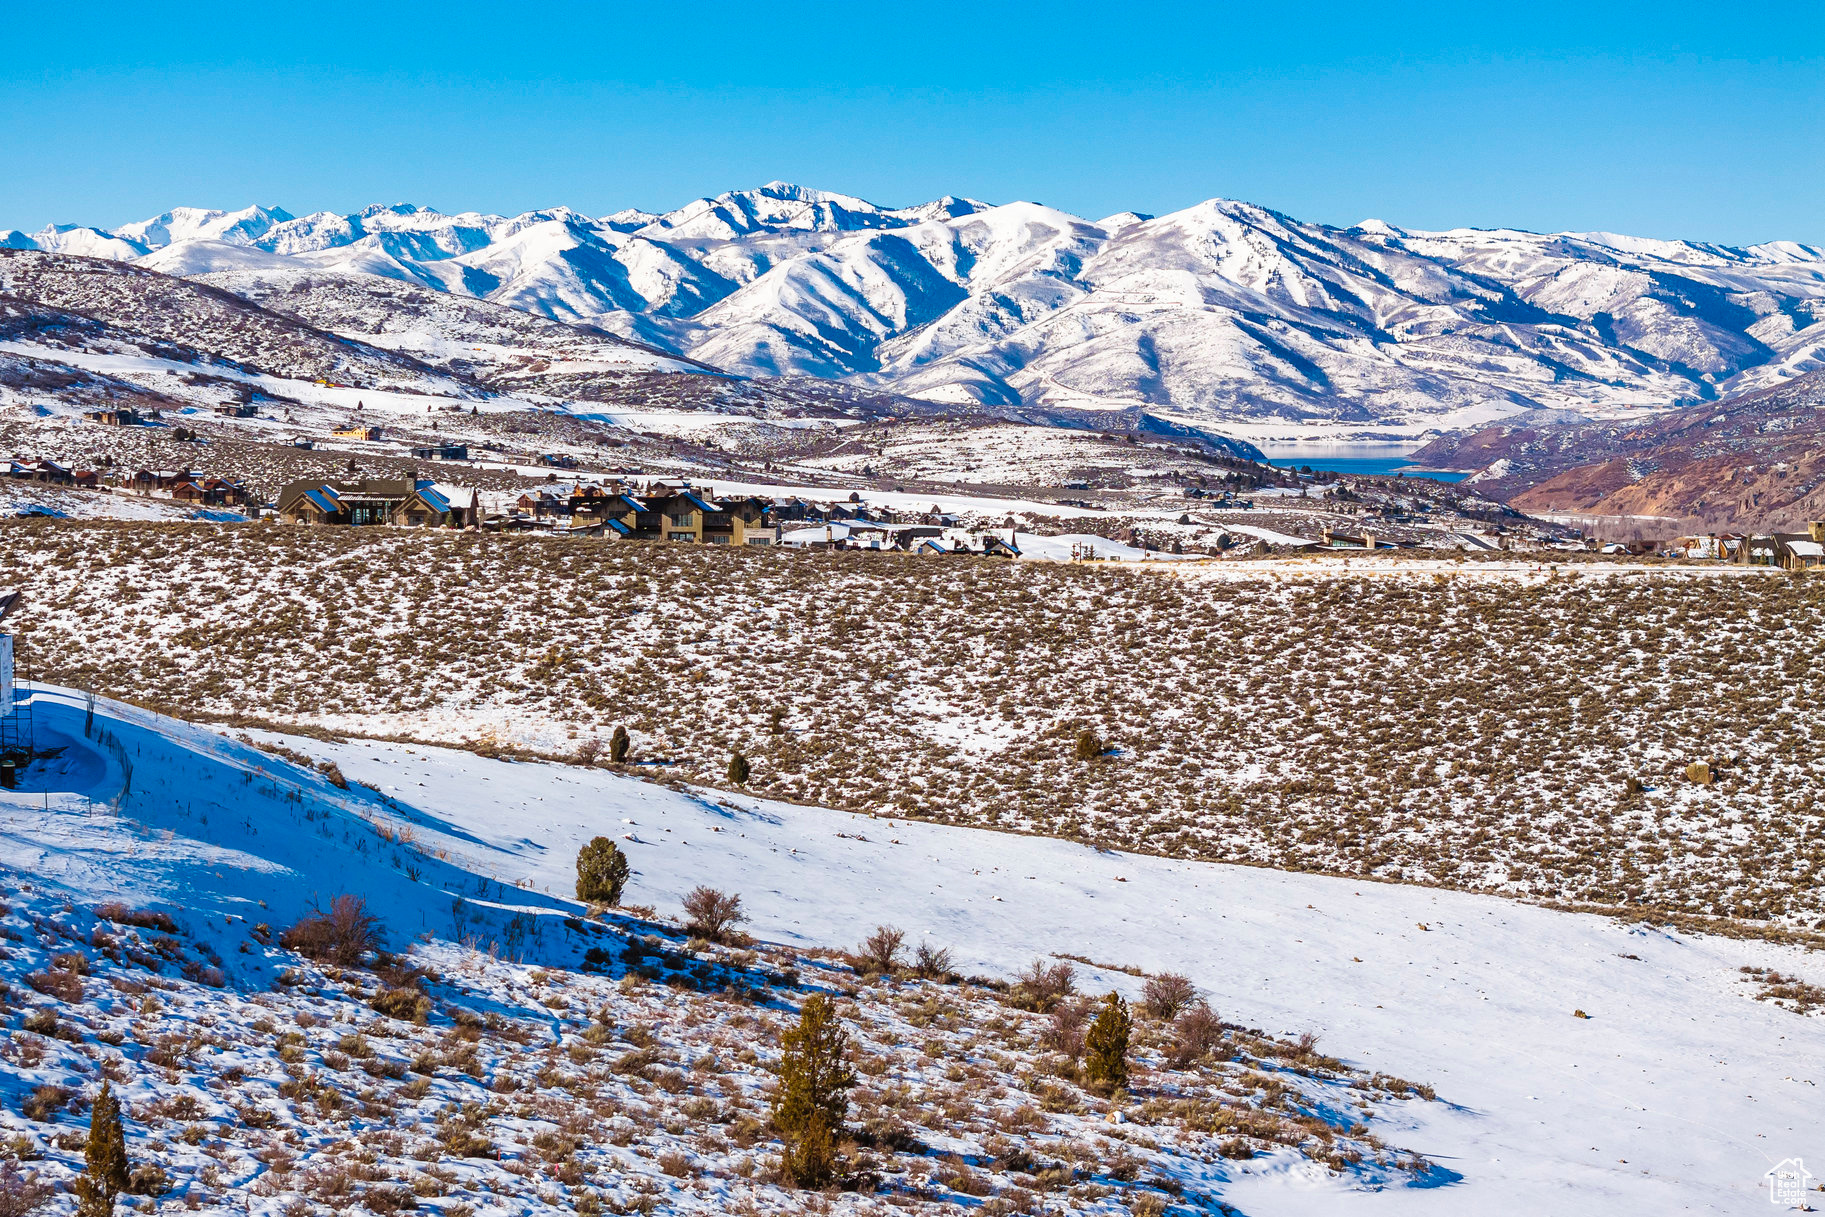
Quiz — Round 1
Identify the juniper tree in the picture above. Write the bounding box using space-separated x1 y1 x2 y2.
73 1082 128 1217
1084 992 1132 1093
1075 729 1103 762
727 749 751 786
575 836 631 905
771 994 855 1188
609 725 630 764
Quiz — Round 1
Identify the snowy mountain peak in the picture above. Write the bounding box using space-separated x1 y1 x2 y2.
13 187 1825 438
112 203 293 250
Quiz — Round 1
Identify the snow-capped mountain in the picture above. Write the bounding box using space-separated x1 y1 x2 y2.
10 183 1825 442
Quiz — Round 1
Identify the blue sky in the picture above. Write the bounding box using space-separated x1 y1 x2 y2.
5 1 1821 243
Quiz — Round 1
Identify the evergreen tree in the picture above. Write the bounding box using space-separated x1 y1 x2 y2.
609 725 630 764
1084 992 1132 1093
771 994 855 1188
73 1081 129 1217
726 749 751 786
1075 729 1103 762
574 836 631 905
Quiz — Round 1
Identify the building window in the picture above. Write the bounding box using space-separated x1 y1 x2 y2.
708 534 730 544
669 512 695 527
668 532 696 542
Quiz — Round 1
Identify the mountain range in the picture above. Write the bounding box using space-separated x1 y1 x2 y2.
10 183 1825 444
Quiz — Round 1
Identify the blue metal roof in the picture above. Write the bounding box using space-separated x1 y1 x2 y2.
416 486 453 514
680 491 717 513
605 517 632 536
303 486 341 514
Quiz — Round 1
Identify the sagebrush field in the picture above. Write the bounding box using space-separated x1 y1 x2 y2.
5 520 1821 931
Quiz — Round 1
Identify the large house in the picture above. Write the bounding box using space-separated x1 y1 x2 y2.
1734 523 1825 571
658 491 769 544
276 477 480 528
5 459 74 486
85 408 158 426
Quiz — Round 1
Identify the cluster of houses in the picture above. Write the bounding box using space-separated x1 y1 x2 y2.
1671 525 1825 571
4 460 251 507
273 475 1029 554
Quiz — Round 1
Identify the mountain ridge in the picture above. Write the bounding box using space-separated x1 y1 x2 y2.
9 183 1825 442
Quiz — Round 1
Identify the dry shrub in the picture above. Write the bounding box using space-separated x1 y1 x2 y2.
1166 1002 1224 1068
856 926 905 975
24 970 82 1004
20 1086 70 1123
1009 959 1076 1012
94 903 177 933
360 1185 418 1213
371 987 431 1024
1041 997 1092 1059
681 887 745 943
0 1163 53 1217
281 894 385 966
1140 972 1198 1021
656 1150 697 1178
911 942 953 980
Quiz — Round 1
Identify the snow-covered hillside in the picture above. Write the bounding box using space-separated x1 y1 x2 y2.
2 685 1817 1214
11 185 1825 441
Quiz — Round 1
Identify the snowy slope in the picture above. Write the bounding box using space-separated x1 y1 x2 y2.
2 684 1817 1214
12 183 1825 440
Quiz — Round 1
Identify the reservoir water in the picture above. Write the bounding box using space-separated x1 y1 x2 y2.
1258 447 1471 483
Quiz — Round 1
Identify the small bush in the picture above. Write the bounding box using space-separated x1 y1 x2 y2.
1141 973 1198 1021
24 971 81 1004
609 725 630 764
20 1088 70 1124
360 1185 419 1213
281 894 385 966
127 1164 172 1197
726 750 751 786
94 904 177 934
0 1162 53 1217
1166 1002 1224 1068
371 987 431 1024
49 953 88 976
912 942 953 980
1074 729 1103 761
317 760 350 790
681 887 745 943
1041 997 1092 1059
656 1150 697 1178
575 837 631 906
1009 959 1076 1012
856 926 905 975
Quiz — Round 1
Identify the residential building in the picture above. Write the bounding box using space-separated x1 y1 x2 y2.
276 477 479 528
